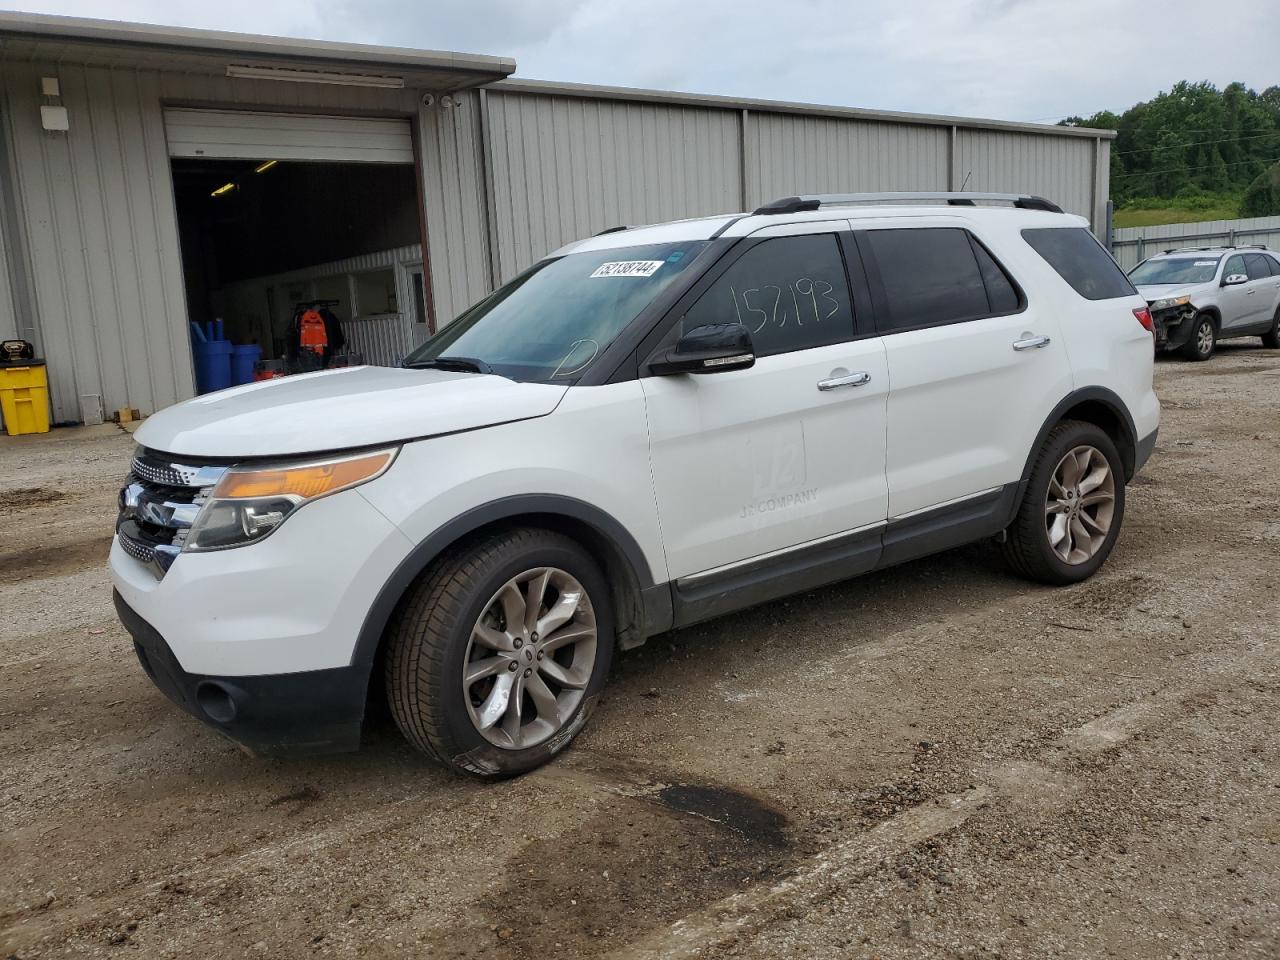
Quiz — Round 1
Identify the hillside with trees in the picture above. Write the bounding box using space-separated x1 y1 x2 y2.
1060 81 1280 226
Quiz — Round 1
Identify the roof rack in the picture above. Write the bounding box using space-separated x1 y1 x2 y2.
752 192 1064 215
1160 244 1268 255
593 224 631 236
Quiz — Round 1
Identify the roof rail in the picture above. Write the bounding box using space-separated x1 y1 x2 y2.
594 224 631 236
1160 244 1268 255
752 192 1064 215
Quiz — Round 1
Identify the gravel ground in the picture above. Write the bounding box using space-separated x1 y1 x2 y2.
2 344 1278 959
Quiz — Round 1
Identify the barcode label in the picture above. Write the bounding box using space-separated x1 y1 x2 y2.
590 260 664 278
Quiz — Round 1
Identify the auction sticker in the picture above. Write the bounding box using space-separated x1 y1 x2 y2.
590 260 664 278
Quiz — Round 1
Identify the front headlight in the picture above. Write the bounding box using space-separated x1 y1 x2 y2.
184 447 398 552
1149 295 1191 312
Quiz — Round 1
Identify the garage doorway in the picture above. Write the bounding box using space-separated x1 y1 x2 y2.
166 109 429 391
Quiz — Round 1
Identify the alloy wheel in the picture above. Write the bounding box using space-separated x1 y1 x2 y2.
1045 445 1115 564
462 567 597 749
1196 320 1214 356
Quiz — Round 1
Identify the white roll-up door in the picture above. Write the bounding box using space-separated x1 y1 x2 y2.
163 109 414 164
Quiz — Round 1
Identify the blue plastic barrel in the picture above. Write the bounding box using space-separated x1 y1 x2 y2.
193 339 233 394
230 344 262 386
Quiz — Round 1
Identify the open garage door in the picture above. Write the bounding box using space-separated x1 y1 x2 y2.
165 108 430 387
163 109 415 164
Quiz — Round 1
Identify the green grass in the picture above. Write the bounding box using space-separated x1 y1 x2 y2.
1113 197 1242 228
1113 205 1242 228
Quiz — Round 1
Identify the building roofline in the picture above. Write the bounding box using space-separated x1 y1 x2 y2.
492 77 1117 140
0 10 516 81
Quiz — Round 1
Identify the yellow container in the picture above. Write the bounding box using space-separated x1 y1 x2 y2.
0 362 51 435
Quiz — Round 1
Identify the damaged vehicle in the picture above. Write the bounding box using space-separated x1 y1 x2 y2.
1128 246 1280 360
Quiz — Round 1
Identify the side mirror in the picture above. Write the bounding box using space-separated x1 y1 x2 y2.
648 323 755 375
1222 273 1248 286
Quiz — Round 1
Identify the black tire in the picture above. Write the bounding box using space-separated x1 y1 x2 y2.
1180 313 1216 361
1262 308 1280 349
1001 420 1126 586
384 527 613 778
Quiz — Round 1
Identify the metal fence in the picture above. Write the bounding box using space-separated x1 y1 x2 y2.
1112 215 1280 270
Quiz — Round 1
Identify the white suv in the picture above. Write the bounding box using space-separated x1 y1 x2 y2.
112 192 1160 776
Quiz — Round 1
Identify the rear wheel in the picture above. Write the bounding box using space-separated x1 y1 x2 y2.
1180 313 1215 361
1262 307 1280 349
385 528 613 777
1002 420 1126 585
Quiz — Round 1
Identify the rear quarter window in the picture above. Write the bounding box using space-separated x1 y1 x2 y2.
1022 227 1136 301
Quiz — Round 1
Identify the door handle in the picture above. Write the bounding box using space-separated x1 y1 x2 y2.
817 371 871 391
1012 335 1052 351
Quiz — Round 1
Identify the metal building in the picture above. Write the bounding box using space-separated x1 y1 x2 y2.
0 12 1115 426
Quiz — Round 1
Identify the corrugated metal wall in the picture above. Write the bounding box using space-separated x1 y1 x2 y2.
483 91 742 282
418 91 491 333
747 113 949 205
1111 215 1280 270
483 87 1110 283
0 56 1110 424
0 59 440 423
954 129 1098 224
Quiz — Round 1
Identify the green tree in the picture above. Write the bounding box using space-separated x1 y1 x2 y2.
1240 163 1280 217
1064 81 1280 213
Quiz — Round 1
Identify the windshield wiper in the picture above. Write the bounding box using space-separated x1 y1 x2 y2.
402 355 494 374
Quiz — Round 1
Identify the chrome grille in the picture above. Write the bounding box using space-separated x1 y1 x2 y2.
118 530 156 565
129 453 227 489
117 449 228 579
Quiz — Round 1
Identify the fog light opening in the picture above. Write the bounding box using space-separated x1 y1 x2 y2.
195 681 238 724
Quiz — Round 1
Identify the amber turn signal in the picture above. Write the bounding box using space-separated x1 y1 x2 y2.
213 449 396 501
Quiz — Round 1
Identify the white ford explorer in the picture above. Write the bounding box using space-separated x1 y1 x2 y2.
112 192 1160 777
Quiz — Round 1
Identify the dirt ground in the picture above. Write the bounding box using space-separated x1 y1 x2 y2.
2 344 1279 960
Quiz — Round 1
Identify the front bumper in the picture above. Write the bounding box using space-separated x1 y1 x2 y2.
1151 304 1198 350
114 590 366 755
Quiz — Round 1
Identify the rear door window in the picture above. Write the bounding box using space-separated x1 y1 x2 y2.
972 240 1021 314
862 228 1006 333
1245 253 1273 281
1021 227 1135 301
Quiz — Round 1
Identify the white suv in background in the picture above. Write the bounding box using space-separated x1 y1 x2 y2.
112 192 1159 777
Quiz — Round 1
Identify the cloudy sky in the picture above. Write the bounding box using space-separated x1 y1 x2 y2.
12 0 1276 123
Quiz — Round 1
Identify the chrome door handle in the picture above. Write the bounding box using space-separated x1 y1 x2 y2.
1012 335 1052 351
817 371 871 391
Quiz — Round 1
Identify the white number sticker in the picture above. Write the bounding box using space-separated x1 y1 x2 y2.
1194 260 1217 266
590 260 664 278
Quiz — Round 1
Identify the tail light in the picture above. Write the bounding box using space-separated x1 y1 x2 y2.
1132 306 1154 333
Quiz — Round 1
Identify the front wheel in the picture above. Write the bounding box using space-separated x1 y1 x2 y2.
1002 420 1126 585
1180 314 1215 361
385 528 613 777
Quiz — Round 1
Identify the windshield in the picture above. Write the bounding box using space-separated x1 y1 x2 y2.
404 241 710 382
1129 256 1221 285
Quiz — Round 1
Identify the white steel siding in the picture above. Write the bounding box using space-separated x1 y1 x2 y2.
418 91 491 332
955 129 1096 221
0 56 1110 424
1112 215 1280 270
162 109 415 163
747 113 949 207
0 60 434 422
484 91 741 282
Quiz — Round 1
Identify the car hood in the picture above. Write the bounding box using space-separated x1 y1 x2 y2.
1134 282 1206 303
135 366 569 459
